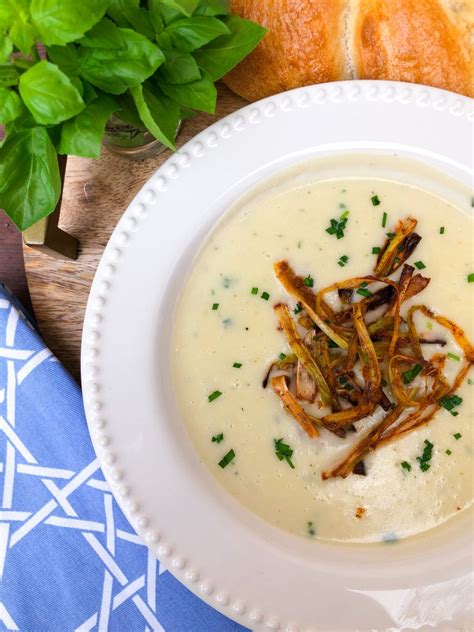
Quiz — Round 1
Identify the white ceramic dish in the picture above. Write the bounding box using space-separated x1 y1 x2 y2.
82 81 473 631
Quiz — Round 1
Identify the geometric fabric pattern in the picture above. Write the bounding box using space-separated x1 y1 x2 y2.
0 285 247 631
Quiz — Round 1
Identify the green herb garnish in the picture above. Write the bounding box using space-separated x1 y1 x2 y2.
382 212 388 228
232 362 242 368
414 261 426 270
357 288 373 298
218 449 235 468
372 247 381 254
294 303 303 314
445 449 452 455
307 521 315 536
386 232 395 239
416 439 434 472
261 291 270 300
251 287 258 295
337 255 349 267
338 375 353 391
402 364 423 384
212 303 219 310
208 390 222 402
371 195 381 206
447 352 461 361
468 273 474 283
439 226 445 234
212 433 224 444
279 352 287 361
274 438 295 469
326 211 349 239
453 432 462 440
439 394 462 415
401 461 411 471
303 274 314 287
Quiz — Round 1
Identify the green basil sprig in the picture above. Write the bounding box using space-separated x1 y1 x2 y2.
0 0 266 230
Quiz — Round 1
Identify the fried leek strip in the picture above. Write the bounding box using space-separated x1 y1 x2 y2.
273 261 348 348
271 376 319 438
322 404 405 479
274 303 332 407
375 217 419 277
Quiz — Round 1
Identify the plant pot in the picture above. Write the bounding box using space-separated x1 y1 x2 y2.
103 115 180 160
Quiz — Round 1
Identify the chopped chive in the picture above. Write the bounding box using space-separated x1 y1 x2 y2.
468 378 473 385
232 362 242 368
208 390 222 402
445 449 452 455
453 432 462 440
307 521 315 536
402 364 423 384
401 461 411 471
212 303 219 310
381 212 388 227
357 288 373 298
447 352 461 362
279 352 286 361
416 439 434 472
372 246 381 254
414 261 426 270
326 211 349 239
303 274 314 287
337 255 349 267
218 448 235 468
338 375 353 390
371 195 381 206
439 394 462 414
294 302 303 314
251 287 258 295
212 433 224 444
468 273 474 283
261 291 270 300
439 226 445 235
274 438 295 469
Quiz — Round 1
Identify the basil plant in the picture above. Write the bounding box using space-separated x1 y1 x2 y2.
0 0 265 230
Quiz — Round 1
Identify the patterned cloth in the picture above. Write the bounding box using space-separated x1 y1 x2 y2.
0 285 247 632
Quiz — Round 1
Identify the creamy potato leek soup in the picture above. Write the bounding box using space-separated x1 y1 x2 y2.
172 156 474 544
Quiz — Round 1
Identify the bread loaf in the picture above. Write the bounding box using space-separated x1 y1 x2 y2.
224 0 473 100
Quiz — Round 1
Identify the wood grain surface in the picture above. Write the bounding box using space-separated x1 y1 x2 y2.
24 85 246 380
0 210 34 316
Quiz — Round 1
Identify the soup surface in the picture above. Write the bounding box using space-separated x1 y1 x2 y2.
172 156 473 543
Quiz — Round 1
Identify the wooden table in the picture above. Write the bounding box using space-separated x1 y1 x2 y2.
24 85 246 380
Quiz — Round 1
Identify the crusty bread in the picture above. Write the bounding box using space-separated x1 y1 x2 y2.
224 0 473 99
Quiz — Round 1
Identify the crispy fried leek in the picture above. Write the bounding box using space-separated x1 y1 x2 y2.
271 375 319 438
375 217 419 277
274 261 348 348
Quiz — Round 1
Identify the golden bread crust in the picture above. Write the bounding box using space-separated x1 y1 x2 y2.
355 0 473 96
224 0 348 101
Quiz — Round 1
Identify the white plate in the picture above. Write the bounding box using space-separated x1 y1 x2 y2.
82 81 473 632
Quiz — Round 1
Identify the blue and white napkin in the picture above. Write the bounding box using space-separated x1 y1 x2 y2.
0 284 247 631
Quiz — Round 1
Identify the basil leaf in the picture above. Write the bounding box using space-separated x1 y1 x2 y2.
9 20 36 55
107 0 139 27
0 36 13 63
148 0 164 34
160 69 216 113
79 18 125 49
59 93 116 158
165 16 229 52
122 8 155 40
0 65 19 87
46 45 81 76
160 0 199 20
115 93 143 128
194 0 229 16
194 15 266 80
0 127 61 230
130 83 178 150
19 61 84 125
82 81 98 105
158 49 200 84
0 0 29 30
78 29 165 95
0 87 22 123
30 0 108 46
